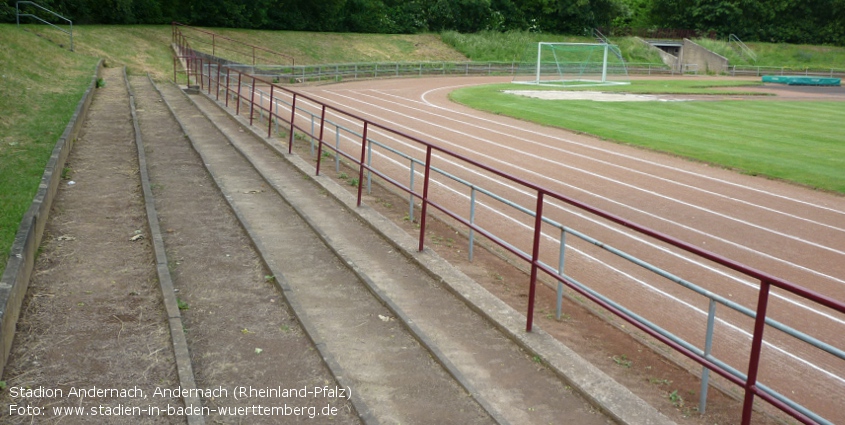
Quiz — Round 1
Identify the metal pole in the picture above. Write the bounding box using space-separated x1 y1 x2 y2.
366 142 372 194
315 105 327 175
408 161 416 222
249 77 256 126
216 64 221 100
207 64 212 95
418 147 433 252
602 44 609 83
356 123 369 207
556 229 567 320
699 299 718 414
526 192 545 332
335 125 340 173
468 187 476 262
310 114 315 156
267 86 276 138
225 68 231 107
741 280 772 425
236 72 242 115
288 93 297 154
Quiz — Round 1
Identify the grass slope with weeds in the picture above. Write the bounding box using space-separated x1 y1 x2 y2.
177 27 468 65
441 30 665 65
450 80 845 193
0 25 99 277
693 38 845 70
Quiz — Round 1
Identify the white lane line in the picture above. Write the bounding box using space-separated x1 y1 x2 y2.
368 89 845 234
352 90 845 256
310 89 845 287
303 90 845 326
418 83 845 218
310 104 845 387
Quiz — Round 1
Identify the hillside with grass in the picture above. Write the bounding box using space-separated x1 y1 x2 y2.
440 30 666 65
692 38 845 69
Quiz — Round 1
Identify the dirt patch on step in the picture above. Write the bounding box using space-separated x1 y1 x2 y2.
0 67 183 424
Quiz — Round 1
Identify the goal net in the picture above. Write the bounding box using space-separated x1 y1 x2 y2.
512 42 630 87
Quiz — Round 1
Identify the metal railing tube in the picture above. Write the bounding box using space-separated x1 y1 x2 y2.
287 93 297 154
366 142 373 194
235 73 242 115
699 299 717 414
408 161 416 222
468 187 477 262
315 105 327 175
555 229 567 320
356 123 369 207
526 192 546 332
742 279 772 425
249 77 256 126
335 125 341 173
418 147 433 252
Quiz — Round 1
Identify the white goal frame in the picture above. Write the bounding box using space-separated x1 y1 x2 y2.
517 42 629 87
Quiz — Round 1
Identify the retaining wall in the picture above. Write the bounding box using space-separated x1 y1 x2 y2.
682 39 729 74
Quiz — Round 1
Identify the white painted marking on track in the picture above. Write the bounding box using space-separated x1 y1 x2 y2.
313 88 845 288
366 90 845 235
302 89 845 327
419 83 845 218
309 93 845 386
359 89 845 255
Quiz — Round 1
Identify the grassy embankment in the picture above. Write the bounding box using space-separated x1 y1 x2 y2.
441 30 666 65
450 80 845 193
0 24 465 277
693 38 845 70
4 25 545 277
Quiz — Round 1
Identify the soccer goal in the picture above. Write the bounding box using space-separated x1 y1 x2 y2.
513 42 630 87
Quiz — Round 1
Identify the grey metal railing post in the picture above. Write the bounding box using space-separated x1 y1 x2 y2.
366 142 373 194
556 229 567 320
258 91 264 121
468 187 477 262
699 299 717 414
334 125 341 172
408 160 416 222
310 114 315 156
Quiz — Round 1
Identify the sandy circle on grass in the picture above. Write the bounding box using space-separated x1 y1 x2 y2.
503 90 688 102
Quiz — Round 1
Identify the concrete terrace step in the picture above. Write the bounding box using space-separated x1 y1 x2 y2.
129 74 360 425
157 78 671 425
153 81 496 425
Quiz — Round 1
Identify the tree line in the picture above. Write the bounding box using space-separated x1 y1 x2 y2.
3 0 844 45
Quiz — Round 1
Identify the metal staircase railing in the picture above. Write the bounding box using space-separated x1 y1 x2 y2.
591 28 625 62
16 1 73 51
729 34 757 63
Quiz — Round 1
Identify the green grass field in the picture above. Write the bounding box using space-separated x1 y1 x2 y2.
450 81 845 193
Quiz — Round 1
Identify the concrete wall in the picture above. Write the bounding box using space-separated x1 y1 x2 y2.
636 37 679 72
0 60 104 377
682 39 729 74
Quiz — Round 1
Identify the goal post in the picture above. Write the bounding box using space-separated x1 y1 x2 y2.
514 42 630 87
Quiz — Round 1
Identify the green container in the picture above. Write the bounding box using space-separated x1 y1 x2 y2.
762 75 841 86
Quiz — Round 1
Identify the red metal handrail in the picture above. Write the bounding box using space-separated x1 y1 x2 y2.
172 22 295 67
180 54 844 425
